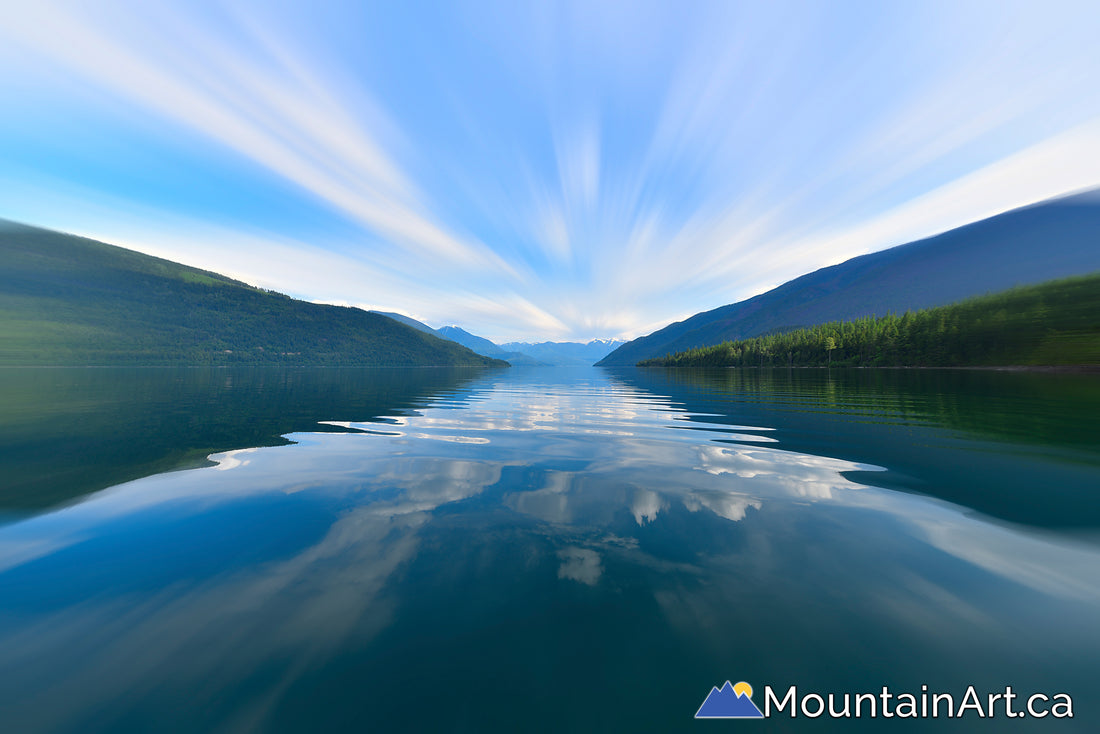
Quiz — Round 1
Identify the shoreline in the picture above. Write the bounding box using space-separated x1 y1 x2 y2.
638 364 1100 374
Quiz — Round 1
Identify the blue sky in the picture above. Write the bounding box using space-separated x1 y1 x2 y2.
1 0 1099 342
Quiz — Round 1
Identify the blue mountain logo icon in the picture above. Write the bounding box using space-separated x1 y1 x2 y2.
695 680 765 719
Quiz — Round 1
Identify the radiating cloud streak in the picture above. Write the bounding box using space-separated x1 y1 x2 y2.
1 0 1098 340
0 2 533 291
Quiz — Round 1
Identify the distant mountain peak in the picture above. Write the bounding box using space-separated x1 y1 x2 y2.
368 311 437 335
435 325 507 357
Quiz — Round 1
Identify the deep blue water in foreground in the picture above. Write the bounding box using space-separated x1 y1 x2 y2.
0 366 1098 732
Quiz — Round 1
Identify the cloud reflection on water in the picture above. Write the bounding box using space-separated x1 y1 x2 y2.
1 369 1099 731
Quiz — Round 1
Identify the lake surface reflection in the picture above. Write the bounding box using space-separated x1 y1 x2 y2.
0 366 1097 732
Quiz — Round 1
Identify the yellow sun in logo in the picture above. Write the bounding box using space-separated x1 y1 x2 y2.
733 682 753 698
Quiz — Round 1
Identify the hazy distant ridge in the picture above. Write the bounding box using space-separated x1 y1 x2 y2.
501 339 625 366
370 312 623 365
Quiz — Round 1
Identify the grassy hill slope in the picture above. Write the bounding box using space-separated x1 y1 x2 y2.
0 221 507 367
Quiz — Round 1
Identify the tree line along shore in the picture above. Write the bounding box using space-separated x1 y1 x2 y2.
638 273 1100 369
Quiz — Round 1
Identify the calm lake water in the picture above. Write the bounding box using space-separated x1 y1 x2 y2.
0 366 1098 732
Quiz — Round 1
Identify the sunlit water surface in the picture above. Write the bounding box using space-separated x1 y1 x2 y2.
0 366 1098 732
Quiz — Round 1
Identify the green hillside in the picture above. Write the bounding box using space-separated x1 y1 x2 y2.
639 273 1100 368
0 221 508 367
